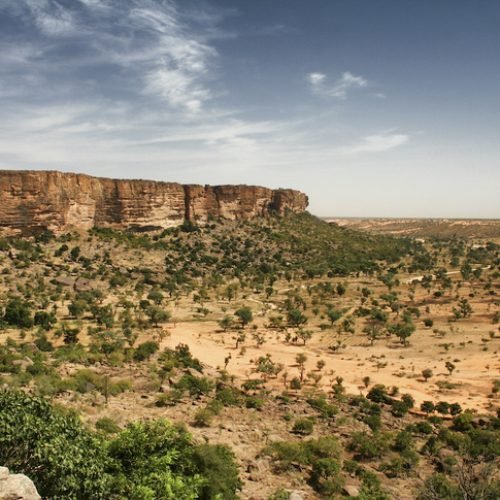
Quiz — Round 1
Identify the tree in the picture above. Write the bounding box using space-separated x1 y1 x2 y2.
224 284 239 302
445 361 455 376
234 332 246 349
146 306 171 327
435 401 450 415
3 298 33 329
108 419 204 498
420 401 435 414
256 354 281 381
363 324 382 346
326 308 342 326
287 308 308 328
63 326 80 345
0 390 110 498
297 328 313 345
234 307 253 327
190 444 242 500
33 311 56 331
147 289 164 305
296 353 307 382
68 299 86 318
389 319 416 346
218 315 234 332
133 341 160 362
422 368 433 382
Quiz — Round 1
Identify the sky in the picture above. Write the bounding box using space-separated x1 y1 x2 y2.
0 0 499 218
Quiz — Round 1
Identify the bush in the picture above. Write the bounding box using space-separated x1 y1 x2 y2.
310 457 344 495
3 298 33 328
96 417 121 434
215 386 242 406
107 419 203 498
0 390 111 498
34 334 54 352
193 408 215 428
349 432 390 460
190 444 242 500
133 341 159 362
292 418 314 435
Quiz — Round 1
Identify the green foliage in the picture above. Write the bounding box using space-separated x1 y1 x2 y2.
0 390 111 498
190 444 242 500
291 417 314 435
107 419 202 499
133 340 160 362
96 417 121 434
349 432 390 460
33 310 57 331
264 436 340 471
3 298 33 328
159 344 203 372
234 306 253 327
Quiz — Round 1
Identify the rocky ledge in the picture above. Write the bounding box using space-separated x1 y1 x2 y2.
0 171 308 234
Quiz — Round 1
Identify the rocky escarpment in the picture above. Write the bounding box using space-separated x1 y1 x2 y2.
0 171 308 234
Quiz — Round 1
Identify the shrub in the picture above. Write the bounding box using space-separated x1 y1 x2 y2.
349 432 390 460
193 408 215 428
292 418 314 435
107 419 203 498
310 457 344 495
133 341 160 362
3 298 33 328
96 417 121 434
215 386 242 406
0 390 111 498
190 444 242 500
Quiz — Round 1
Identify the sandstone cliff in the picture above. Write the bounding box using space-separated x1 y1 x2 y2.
0 171 308 234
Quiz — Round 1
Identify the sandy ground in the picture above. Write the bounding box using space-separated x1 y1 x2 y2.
153 284 499 414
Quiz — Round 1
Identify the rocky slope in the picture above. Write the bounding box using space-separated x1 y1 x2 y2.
0 171 308 234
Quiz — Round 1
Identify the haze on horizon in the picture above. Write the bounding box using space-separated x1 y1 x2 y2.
0 0 498 219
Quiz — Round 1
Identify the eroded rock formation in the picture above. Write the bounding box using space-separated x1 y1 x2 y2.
0 171 308 234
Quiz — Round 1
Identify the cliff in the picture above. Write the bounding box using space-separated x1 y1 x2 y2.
0 171 308 234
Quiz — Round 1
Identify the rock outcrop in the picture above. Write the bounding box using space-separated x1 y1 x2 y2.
0 171 308 234
0 467 41 500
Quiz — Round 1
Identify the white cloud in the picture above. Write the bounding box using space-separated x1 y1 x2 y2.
337 133 409 155
25 0 76 36
309 71 368 99
308 72 326 85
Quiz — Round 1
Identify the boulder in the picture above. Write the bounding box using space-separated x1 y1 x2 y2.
289 491 305 500
0 467 41 500
343 483 360 497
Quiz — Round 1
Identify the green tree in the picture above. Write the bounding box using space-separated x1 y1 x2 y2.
0 390 111 498
422 368 433 382
234 307 253 327
146 306 171 327
287 308 308 328
3 298 33 328
296 353 307 382
326 308 342 326
108 419 203 499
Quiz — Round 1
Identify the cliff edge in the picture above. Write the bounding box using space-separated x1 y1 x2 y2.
0 171 308 234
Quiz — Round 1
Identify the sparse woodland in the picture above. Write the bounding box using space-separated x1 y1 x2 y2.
0 213 499 499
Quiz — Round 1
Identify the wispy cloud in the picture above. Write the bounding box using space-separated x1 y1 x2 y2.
1 0 218 114
336 132 409 155
308 71 368 99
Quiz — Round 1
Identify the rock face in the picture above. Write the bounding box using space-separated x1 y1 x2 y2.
0 467 41 500
0 170 308 235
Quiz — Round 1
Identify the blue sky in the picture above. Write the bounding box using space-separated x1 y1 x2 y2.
0 0 499 217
